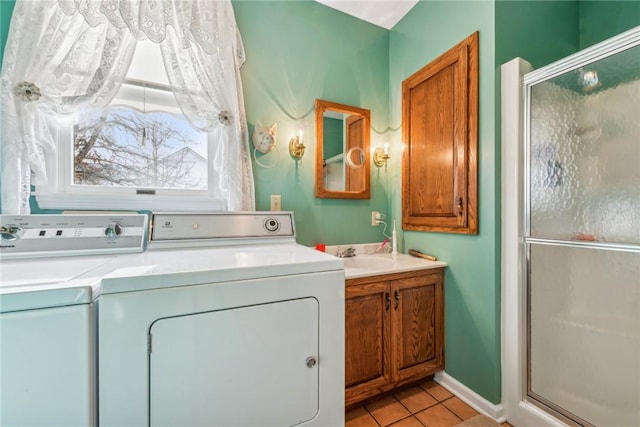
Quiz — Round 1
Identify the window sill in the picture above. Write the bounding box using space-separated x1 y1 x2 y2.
34 192 226 212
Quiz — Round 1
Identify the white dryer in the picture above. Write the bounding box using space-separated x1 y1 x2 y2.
97 212 345 427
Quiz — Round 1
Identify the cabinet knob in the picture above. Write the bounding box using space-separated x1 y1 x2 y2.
306 357 317 368
385 292 391 311
458 197 464 215
394 290 400 309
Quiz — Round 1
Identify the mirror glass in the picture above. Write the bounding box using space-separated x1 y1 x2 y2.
314 99 371 199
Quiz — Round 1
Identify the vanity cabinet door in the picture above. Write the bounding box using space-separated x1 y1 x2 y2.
345 269 445 408
345 281 390 406
391 270 444 383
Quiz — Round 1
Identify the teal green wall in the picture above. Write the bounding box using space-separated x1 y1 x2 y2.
496 1 579 69
323 117 344 159
0 0 392 241
390 0 637 405
496 1 640 69
0 0 14 67
579 1 640 49
232 0 391 247
1 0 638 405
390 0 501 404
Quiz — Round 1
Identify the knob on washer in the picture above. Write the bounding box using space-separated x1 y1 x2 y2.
105 223 124 239
0 226 24 242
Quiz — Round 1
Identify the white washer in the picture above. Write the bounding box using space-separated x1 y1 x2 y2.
0 214 147 427
97 212 345 427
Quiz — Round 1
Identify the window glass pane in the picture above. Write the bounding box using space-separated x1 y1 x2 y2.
113 83 182 114
73 106 208 190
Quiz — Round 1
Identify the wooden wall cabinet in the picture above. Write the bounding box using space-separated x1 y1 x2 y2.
402 32 478 234
345 268 445 407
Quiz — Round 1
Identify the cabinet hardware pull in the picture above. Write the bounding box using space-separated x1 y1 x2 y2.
385 292 391 311
306 357 317 368
394 290 399 309
458 197 463 215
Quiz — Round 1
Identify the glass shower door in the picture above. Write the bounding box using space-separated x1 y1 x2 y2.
525 39 640 426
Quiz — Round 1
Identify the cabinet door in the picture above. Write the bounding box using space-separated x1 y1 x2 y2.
391 272 444 383
402 32 478 234
345 281 390 406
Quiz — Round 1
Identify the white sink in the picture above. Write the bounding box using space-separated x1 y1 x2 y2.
341 256 395 270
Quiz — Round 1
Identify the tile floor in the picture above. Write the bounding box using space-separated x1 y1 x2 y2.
345 380 513 427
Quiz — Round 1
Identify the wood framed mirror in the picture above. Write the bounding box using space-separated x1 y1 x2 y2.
314 99 371 199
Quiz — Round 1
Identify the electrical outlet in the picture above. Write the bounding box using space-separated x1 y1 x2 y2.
270 195 281 211
371 211 380 226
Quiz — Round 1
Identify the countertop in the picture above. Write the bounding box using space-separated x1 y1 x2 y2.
341 253 447 279
321 244 447 279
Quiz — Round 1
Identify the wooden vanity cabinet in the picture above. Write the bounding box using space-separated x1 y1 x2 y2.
345 268 444 407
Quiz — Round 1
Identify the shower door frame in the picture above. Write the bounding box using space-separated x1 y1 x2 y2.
501 26 640 427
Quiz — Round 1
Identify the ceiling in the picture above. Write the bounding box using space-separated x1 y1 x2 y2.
314 0 418 30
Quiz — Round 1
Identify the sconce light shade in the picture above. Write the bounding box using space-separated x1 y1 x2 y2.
289 135 306 159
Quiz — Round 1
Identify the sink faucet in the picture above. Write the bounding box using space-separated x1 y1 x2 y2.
337 246 356 258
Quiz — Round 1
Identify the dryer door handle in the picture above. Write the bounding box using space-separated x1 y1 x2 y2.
306 357 317 368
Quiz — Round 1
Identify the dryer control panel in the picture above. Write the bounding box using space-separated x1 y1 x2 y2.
0 214 148 259
149 212 295 248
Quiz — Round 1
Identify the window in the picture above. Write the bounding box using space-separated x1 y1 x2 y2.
35 40 227 211
73 83 209 191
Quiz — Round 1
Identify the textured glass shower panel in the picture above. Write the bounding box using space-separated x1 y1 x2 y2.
529 244 640 427
528 44 640 245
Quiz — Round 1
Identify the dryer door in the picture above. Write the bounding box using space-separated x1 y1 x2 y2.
149 297 319 427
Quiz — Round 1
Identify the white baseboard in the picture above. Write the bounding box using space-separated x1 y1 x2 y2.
434 371 506 423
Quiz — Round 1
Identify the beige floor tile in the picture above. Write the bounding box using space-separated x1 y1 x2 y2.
414 403 461 427
442 396 479 420
389 416 425 427
346 406 381 427
366 396 411 426
420 380 454 402
394 386 438 413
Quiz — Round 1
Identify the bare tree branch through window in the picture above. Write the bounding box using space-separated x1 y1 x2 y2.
73 107 208 190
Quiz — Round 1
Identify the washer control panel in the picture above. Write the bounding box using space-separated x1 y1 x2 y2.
0 214 148 259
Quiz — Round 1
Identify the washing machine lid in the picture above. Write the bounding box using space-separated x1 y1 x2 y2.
0 213 148 312
99 243 344 295
0 256 118 312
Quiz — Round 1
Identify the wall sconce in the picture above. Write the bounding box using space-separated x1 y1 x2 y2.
289 128 306 160
373 142 390 171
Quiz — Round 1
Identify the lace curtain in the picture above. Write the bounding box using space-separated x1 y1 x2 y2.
0 0 255 214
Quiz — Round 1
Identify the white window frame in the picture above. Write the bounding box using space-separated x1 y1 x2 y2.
34 42 227 212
